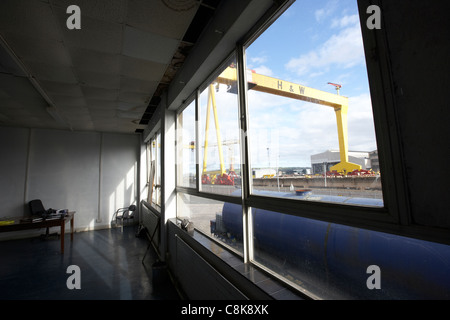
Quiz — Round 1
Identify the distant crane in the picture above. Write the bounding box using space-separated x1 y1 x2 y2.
327 82 342 95
201 84 238 185
202 139 239 185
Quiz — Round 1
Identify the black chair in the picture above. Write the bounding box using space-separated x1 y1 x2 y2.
115 205 136 231
29 199 46 216
28 199 59 239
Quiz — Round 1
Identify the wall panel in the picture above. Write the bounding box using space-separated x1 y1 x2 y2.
0 126 140 239
27 129 100 229
0 127 29 216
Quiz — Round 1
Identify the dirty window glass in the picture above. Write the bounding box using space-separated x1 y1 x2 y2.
245 0 383 207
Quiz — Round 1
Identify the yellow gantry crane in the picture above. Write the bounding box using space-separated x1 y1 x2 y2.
202 82 242 185
202 83 229 184
201 66 361 184
214 66 361 175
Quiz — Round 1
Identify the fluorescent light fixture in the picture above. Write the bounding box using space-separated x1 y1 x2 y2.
1 35 73 131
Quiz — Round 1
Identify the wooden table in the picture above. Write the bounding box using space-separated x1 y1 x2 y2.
0 212 75 253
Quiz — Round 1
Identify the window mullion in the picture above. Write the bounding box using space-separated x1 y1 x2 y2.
195 89 201 192
237 44 253 263
146 141 151 202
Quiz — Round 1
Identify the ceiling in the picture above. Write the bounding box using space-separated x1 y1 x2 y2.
0 0 221 134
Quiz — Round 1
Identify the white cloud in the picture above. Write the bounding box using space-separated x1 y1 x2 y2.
347 93 377 151
246 89 342 166
252 65 274 76
245 90 378 166
315 8 327 22
315 0 339 23
285 19 365 77
331 14 359 28
250 56 268 65
247 54 274 76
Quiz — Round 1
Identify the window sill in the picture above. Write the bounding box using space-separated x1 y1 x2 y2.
170 218 306 300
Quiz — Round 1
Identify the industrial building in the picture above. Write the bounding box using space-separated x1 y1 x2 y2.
311 150 371 174
368 149 380 172
1 0 450 304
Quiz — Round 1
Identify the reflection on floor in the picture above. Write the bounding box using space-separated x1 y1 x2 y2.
0 226 180 300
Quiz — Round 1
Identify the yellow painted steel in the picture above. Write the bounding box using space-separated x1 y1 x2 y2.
217 67 361 174
250 72 349 108
331 105 362 173
202 84 226 176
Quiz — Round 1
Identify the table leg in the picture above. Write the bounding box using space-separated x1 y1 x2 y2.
70 215 74 242
61 221 65 254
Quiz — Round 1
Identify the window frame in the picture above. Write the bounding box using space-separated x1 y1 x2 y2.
234 0 413 238
175 57 245 198
174 1 418 239
176 51 242 199
169 0 450 300
176 96 197 190
237 0 450 244
147 130 162 210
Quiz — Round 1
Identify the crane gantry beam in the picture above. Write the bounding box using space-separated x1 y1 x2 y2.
216 66 361 174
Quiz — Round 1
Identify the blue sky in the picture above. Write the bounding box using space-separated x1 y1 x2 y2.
243 0 378 167
247 0 369 94
185 0 378 171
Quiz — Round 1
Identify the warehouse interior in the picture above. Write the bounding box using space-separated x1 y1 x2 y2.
1 0 450 301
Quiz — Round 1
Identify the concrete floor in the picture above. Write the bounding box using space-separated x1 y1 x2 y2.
0 225 180 300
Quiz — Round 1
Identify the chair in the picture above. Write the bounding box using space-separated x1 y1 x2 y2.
29 199 46 216
115 205 136 231
28 199 59 239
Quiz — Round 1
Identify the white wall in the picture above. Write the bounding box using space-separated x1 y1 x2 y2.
0 127 29 220
98 133 140 229
0 126 141 240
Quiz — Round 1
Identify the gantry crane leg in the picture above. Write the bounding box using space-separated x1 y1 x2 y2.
330 104 362 174
202 84 233 184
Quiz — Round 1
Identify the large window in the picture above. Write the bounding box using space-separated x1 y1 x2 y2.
176 55 243 254
246 0 382 207
199 56 241 196
173 0 397 299
177 193 244 255
148 130 161 208
177 100 196 188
